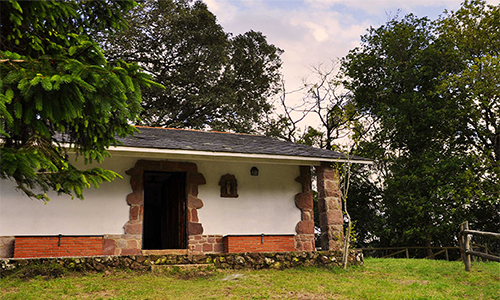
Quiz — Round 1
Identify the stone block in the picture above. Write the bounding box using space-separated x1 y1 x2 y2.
124 221 143 234
202 243 213 252
324 197 341 211
126 191 143 205
0 236 15 258
121 248 141 256
187 184 199 197
117 239 128 249
316 163 339 181
295 166 312 192
294 192 313 210
301 210 313 221
127 239 140 249
137 160 164 171
302 240 314 251
102 239 116 256
189 208 199 223
187 172 206 185
320 233 330 251
327 210 343 225
324 180 341 197
130 176 143 191
187 196 204 209
188 222 204 235
130 205 141 221
318 181 341 198
125 167 142 176
214 243 224 253
162 161 198 172
295 220 314 234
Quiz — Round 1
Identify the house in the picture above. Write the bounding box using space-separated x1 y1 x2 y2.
0 127 371 258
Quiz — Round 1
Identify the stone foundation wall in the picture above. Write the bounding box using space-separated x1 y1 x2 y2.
0 250 363 277
188 235 224 254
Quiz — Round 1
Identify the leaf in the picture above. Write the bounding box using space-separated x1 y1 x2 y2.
10 15 22 26
68 46 77 56
13 102 22 119
34 92 43 111
41 77 52 91
11 1 22 13
5 88 14 103
30 76 42 87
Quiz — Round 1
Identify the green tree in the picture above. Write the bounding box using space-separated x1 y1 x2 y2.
99 0 283 133
0 1 160 201
342 0 500 250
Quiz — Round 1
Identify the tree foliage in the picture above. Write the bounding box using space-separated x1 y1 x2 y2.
98 0 283 133
342 0 500 249
0 1 160 201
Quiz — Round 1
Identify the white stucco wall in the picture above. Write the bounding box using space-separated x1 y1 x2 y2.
0 156 135 236
196 161 302 235
0 154 303 236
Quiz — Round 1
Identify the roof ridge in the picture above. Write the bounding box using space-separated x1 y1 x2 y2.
134 125 266 137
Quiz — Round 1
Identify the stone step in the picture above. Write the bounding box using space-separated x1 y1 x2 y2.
141 249 189 255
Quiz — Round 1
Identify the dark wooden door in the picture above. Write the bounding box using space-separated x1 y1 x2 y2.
142 172 186 249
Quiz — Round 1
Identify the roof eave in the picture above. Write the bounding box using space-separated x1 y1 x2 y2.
107 146 373 166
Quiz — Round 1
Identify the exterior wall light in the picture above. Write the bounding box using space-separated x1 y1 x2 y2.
250 167 259 176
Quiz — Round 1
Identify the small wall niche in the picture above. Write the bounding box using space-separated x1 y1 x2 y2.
219 174 238 198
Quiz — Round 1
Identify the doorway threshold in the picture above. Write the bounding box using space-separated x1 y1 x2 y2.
141 249 189 255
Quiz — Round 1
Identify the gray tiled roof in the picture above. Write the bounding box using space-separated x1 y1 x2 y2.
117 127 371 163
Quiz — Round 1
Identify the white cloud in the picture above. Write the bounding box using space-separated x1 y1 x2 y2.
202 0 496 128
303 22 329 42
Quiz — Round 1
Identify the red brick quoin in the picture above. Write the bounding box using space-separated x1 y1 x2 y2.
14 236 103 258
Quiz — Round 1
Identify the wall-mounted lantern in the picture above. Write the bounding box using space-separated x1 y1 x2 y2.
250 167 259 176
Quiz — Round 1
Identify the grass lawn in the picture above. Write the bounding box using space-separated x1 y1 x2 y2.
1 258 499 299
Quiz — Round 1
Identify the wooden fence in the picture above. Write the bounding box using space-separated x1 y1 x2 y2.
357 246 460 260
459 221 500 271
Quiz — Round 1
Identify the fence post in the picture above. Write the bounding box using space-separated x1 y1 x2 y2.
462 221 472 272
405 248 409 259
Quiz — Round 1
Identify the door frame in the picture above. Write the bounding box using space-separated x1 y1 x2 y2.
123 160 207 251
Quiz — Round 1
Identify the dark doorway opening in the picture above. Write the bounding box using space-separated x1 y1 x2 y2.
142 171 187 250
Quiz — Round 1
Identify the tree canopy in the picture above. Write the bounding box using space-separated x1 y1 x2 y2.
0 0 160 201
341 0 500 249
276 0 500 251
98 0 283 133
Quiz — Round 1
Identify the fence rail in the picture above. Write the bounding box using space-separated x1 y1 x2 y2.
357 246 460 260
459 221 500 271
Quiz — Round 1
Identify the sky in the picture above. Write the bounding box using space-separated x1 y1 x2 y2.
203 0 499 130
